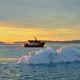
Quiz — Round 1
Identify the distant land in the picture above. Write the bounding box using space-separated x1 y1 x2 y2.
0 40 80 45
0 42 6 44
43 40 80 43
14 40 80 44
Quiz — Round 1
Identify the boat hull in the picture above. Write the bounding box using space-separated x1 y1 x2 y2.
24 42 45 47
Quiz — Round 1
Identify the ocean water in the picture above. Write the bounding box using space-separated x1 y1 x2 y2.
0 43 80 80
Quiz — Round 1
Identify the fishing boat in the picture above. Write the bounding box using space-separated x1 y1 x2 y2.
24 37 45 47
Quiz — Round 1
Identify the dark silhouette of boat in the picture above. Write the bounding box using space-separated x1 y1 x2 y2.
24 37 45 47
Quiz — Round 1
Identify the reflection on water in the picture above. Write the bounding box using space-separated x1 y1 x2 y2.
0 43 80 80
0 62 80 80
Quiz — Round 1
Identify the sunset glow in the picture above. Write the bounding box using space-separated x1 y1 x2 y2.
0 0 80 42
0 22 80 42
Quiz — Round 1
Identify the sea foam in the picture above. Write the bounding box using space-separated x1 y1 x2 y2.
17 46 80 64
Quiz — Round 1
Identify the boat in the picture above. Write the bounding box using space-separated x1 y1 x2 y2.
24 37 45 47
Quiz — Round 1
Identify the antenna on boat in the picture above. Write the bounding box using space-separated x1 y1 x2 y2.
34 36 37 41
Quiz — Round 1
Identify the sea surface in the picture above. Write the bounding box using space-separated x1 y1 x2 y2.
0 43 80 80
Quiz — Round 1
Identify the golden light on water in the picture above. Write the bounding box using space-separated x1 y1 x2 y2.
0 58 19 60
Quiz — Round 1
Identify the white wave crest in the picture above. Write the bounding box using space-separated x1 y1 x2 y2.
17 46 80 64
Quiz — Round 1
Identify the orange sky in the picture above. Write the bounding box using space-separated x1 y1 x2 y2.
0 0 80 43
0 22 80 43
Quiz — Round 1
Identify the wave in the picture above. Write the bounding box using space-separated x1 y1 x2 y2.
17 46 80 64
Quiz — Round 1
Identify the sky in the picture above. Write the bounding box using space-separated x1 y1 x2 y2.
0 0 80 42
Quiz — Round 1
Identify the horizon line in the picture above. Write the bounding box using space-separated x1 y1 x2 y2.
0 39 80 43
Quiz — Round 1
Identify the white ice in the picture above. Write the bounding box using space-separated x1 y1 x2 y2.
18 46 80 64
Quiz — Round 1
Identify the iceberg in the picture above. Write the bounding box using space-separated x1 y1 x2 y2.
18 46 80 64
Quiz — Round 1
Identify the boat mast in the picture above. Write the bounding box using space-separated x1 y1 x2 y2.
34 36 37 41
